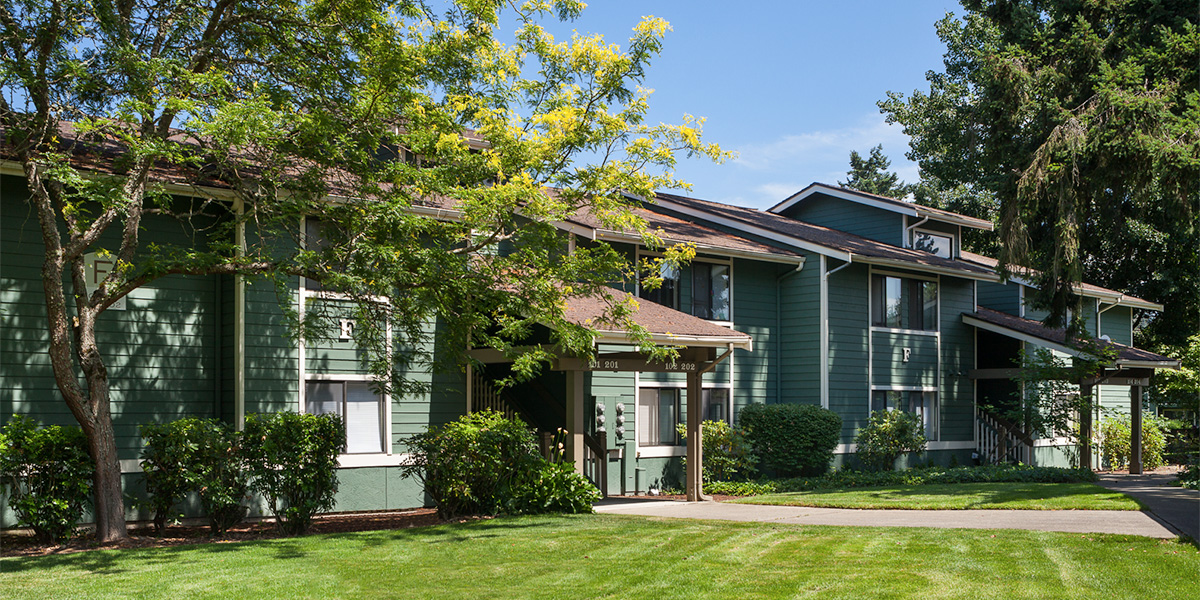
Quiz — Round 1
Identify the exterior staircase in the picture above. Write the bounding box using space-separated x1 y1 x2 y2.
975 406 1034 465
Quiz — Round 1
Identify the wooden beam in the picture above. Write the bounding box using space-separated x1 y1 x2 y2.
553 357 715 374
565 370 585 475
685 370 705 502
1130 385 1143 475
1079 382 1094 470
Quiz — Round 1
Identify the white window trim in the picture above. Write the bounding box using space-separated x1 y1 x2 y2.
911 227 956 259
299 216 394 458
635 249 734 324
634 379 733 452
870 326 940 337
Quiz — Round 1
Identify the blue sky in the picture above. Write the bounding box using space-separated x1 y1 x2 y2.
536 1 964 208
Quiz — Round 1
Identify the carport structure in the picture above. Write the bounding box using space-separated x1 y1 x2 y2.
965 307 1180 472
468 288 753 501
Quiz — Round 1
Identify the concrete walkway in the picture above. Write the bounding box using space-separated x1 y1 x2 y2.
595 496 1180 538
1096 472 1198 541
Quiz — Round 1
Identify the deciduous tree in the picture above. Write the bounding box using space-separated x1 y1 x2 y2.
0 0 722 542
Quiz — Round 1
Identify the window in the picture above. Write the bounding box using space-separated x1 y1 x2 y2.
639 262 680 311
691 262 730 321
871 390 939 440
912 230 953 258
637 386 731 447
638 388 681 446
702 388 730 423
306 380 385 454
871 275 937 331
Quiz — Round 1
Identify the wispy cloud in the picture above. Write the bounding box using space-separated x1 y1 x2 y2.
732 113 912 172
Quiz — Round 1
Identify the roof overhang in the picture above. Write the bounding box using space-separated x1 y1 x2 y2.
770 183 995 231
592 330 752 352
963 312 1180 370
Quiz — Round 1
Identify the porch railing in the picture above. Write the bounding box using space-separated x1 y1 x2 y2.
471 371 523 421
582 430 608 497
975 406 1034 465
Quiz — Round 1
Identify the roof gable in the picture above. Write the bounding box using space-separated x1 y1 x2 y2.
769 183 994 231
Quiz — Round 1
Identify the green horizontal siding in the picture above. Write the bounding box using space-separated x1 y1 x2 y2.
777 194 902 246
827 262 870 440
871 331 938 388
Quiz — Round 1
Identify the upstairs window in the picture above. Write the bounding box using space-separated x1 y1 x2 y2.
872 275 937 331
691 262 730 321
639 262 680 311
912 230 953 259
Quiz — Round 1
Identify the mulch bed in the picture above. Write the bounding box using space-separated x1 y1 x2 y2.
0 508 440 559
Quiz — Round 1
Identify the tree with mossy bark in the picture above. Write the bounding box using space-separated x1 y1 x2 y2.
0 0 722 543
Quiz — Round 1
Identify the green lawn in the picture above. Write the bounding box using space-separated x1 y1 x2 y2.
732 482 1144 511
2 514 1196 599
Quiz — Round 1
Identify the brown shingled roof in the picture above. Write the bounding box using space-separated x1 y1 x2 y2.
654 192 998 279
959 251 1162 310
563 287 751 348
964 307 1178 367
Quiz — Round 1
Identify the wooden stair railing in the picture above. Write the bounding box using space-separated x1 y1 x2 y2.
976 406 1035 465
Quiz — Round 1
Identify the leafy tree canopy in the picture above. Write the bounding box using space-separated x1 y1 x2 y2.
0 0 724 541
881 0 1199 344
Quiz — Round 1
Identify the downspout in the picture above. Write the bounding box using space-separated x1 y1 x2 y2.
819 254 853 409
775 259 806 405
234 196 246 431
904 215 931 247
1097 300 1120 339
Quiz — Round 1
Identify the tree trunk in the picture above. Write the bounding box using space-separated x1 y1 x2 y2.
86 408 129 543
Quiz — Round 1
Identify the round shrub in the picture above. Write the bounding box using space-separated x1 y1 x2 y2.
1100 414 1168 471
401 411 601 518
738 403 841 477
0 415 94 542
141 418 249 535
854 410 927 471
243 412 346 535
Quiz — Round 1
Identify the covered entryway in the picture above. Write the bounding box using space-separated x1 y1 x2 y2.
964 308 1180 471
468 288 753 501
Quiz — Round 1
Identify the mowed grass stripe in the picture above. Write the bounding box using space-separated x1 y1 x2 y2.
2 514 1196 599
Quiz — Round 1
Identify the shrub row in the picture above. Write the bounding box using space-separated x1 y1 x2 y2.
738 403 841 478
1 412 344 541
142 413 346 536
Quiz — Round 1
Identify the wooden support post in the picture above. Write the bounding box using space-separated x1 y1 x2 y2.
1130 385 1143 475
1079 382 1094 470
565 370 585 475
685 370 704 502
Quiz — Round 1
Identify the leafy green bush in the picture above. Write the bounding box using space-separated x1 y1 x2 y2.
738 403 841 477
140 420 200 534
703 480 778 496
243 412 346 535
677 419 757 482
1177 462 1199 490
773 464 1097 492
854 410 927 471
509 461 601 514
0 415 94 542
141 418 249 535
1100 415 1168 471
402 411 600 518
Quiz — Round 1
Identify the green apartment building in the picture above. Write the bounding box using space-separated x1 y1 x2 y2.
1 165 1179 525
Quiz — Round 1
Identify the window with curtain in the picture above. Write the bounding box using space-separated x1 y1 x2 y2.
306 380 384 454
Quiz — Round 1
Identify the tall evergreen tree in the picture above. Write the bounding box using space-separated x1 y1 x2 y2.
881 0 1199 344
839 144 910 199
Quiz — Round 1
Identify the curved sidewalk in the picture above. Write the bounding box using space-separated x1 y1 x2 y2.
1096 472 1198 540
595 497 1179 538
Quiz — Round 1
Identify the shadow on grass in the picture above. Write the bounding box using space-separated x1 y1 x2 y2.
0 514 564 573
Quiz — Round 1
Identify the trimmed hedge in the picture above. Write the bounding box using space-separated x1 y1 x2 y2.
773 464 1098 493
738 403 841 477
